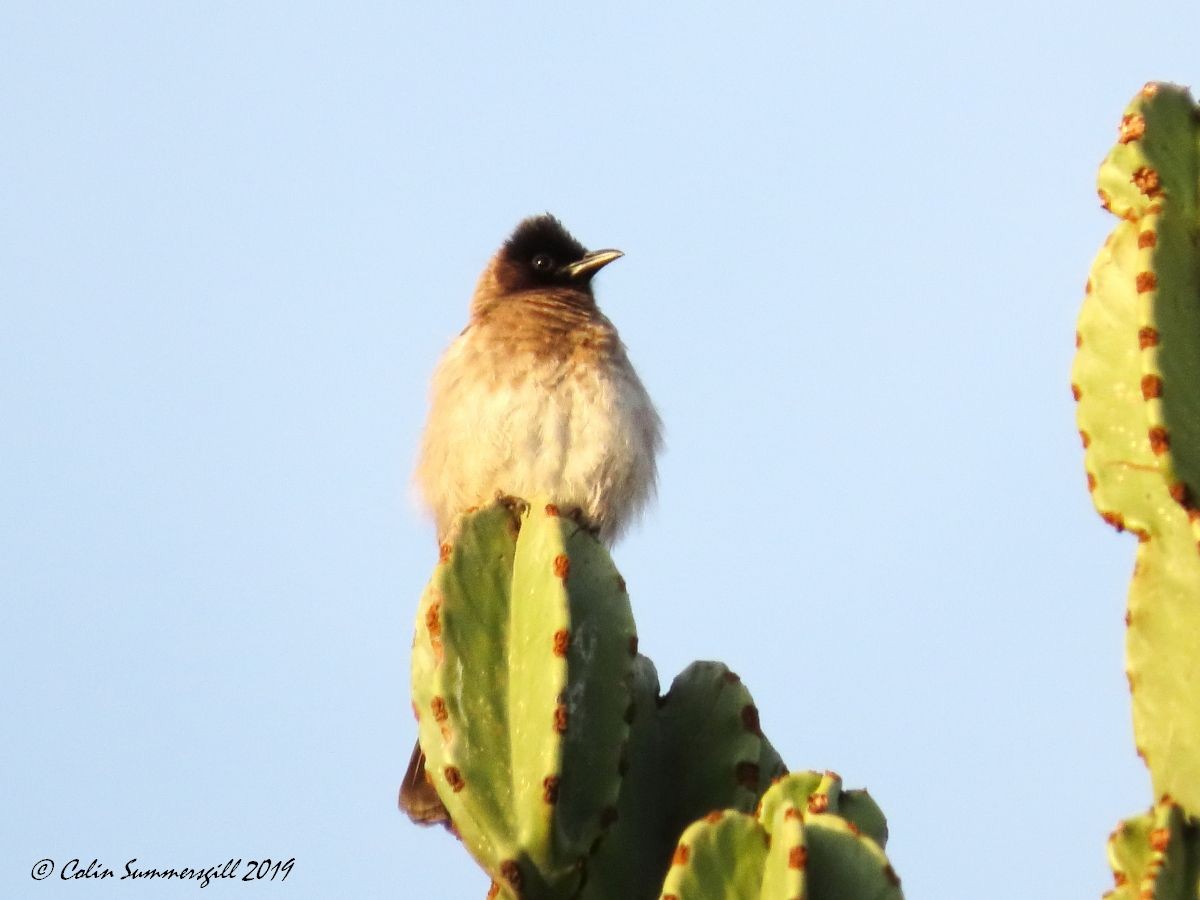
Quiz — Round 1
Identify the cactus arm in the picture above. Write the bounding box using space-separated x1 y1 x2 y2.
657 812 771 899
411 502 520 868
803 814 899 900
837 788 889 849
1074 82 1200 816
657 773 902 899
1073 215 1161 537
577 655 670 900
656 661 775 843
410 500 636 897
507 502 636 881
1104 800 1200 900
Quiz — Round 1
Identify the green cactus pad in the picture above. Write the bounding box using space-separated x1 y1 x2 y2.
1104 800 1200 899
410 502 520 869
658 661 787 842
1103 85 1200 535
658 812 773 899
508 501 637 874
577 655 670 900
758 771 890 851
837 788 890 849
410 499 636 896
578 659 793 900
1074 216 1164 538
658 772 902 899
1074 82 1200 816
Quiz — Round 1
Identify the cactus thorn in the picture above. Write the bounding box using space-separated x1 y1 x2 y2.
1119 113 1147 143
425 602 442 639
1131 167 1162 197
499 859 523 893
553 554 570 581
1148 426 1170 455
552 629 570 657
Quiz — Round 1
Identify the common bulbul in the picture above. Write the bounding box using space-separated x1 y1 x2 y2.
400 213 662 825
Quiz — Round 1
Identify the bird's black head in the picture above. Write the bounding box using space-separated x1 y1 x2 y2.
493 214 623 296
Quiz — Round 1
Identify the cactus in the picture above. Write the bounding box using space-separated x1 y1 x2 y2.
580 662 789 900
1075 81 1200 898
1103 800 1200 899
1073 81 1200 820
410 498 637 897
658 771 901 899
408 499 900 898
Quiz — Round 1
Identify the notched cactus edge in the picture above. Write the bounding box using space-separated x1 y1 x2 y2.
1076 81 1200 897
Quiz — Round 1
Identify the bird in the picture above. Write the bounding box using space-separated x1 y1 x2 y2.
400 213 663 825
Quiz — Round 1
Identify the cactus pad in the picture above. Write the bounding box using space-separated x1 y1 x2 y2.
1104 800 1200 899
1073 82 1200 816
658 771 903 899
411 498 636 895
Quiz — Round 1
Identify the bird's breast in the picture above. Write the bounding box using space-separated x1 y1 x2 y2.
417 323 660 542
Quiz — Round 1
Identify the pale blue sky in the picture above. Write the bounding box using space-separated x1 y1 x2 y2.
5 2 1198 897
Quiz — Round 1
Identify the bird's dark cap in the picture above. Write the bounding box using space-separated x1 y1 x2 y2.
502 214 588 268
492 214 622 295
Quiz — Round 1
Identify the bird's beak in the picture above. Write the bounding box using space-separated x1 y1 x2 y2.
562 249 624 282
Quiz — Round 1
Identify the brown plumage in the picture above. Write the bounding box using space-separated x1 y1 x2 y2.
400 214 662 825
415 213 661 544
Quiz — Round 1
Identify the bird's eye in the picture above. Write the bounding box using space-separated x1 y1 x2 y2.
531 253 555 273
